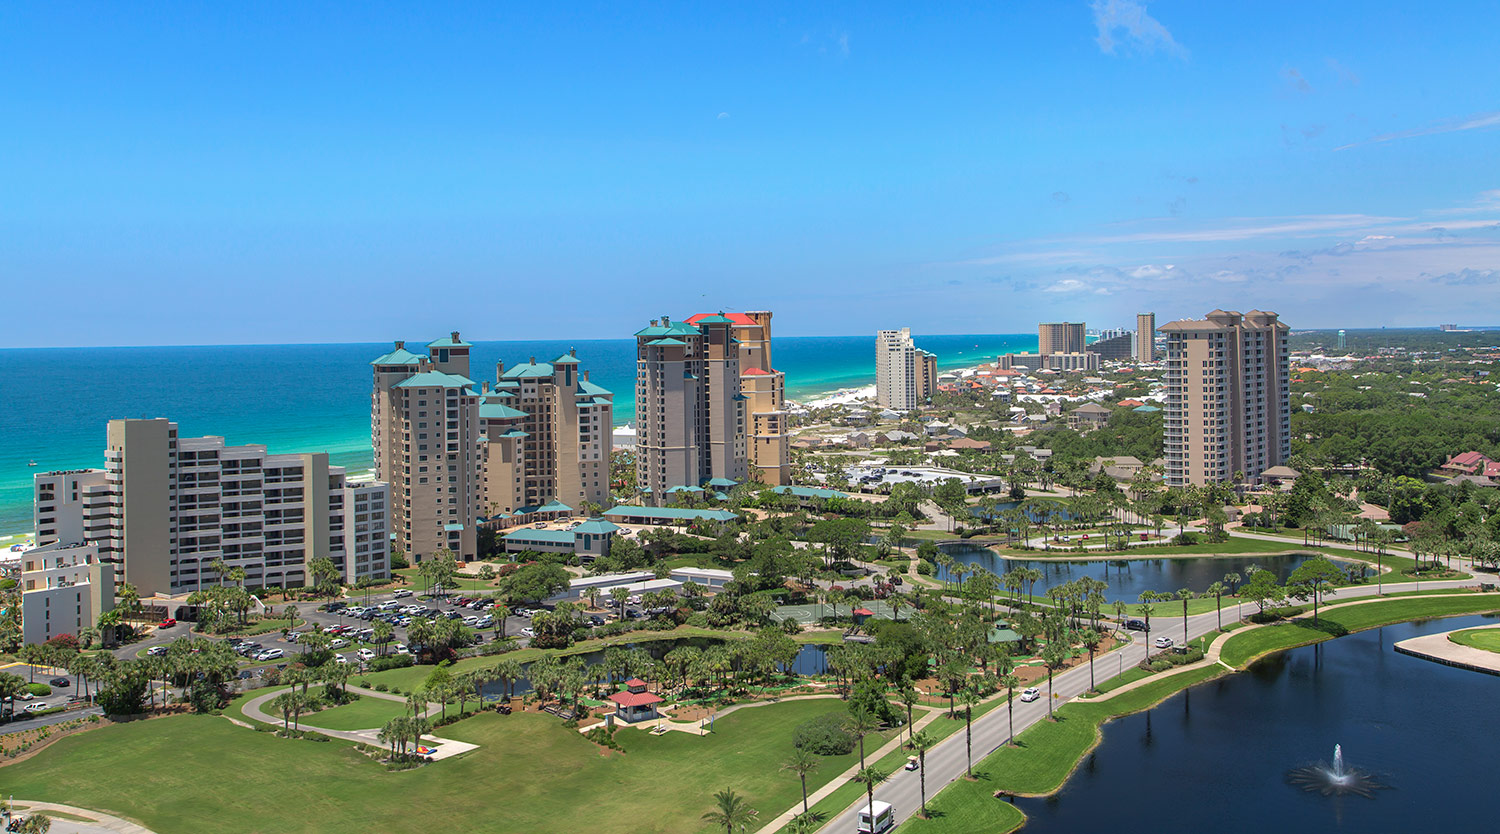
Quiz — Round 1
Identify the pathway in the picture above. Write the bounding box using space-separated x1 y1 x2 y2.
1394 625 1500 676
241 684 478 760
3 802 157 834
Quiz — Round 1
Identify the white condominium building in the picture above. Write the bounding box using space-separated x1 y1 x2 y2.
876 328 932 412
19 541 114 645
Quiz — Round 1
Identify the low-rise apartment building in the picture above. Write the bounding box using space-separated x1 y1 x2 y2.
19 541 114 645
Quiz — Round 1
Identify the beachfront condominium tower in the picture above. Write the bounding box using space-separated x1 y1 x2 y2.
371 333 482 562
876 328 933 411
1136 313 1156 361
1159 310 1291 487
634 314 749 500
686 311 790 485
34 419 389 599
478 350 614 516
1038 322 1086 356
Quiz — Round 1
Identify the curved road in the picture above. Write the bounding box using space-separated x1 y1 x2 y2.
814 574 1480 833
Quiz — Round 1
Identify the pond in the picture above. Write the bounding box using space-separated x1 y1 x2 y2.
935 542 1363 602
1009 612 1500 832
478 637 831 697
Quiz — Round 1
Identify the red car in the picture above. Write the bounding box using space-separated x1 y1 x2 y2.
158 618 177 628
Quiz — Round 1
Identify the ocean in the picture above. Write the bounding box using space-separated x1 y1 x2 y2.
0 333 1035 537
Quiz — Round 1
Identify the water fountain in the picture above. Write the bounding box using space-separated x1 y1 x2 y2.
1287 744 1387 798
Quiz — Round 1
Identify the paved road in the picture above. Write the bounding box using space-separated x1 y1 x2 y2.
820 575 1478 832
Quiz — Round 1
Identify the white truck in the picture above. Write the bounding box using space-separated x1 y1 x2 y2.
857 800 894 834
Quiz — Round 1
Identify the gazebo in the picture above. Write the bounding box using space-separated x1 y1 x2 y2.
608 678 663 723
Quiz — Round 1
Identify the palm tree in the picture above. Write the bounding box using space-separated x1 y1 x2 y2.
1176 587 1194 646
1041 642 1068 718
1080 628 1101 692
910 729 936 817
781 748 821 815
843 707 880 770
1137 591 1158 654
1205 581 1227 631
701 788 758 834
958 683 982 777
897 682 920 742
373 620 395 656
854 766 890 829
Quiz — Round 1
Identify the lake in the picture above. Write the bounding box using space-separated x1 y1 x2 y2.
936 542 1359 602
1011 612 1500 832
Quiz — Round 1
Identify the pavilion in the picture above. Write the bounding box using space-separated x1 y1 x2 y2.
608 678 663 723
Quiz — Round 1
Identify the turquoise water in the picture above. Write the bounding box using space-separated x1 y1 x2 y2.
0 333 1034 535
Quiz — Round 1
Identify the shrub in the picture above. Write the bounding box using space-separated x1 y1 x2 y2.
686 611 710 628
1249 605 1305 624
26 683 52 697
916 560 934 576
368 654 415 672
1172 532 1200 546
793 713 856 756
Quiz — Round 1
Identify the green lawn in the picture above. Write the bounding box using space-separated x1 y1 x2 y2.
393 568 501 592
1448 627 1500 653
1 698 871 834
897 666 1222 833
299 696 411 731
1219 594 1500 668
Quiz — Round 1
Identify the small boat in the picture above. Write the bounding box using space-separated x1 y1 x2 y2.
28 460 37 467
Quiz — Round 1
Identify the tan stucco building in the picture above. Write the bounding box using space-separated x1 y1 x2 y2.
689 311 790 485
1159 310 1291 487
1038 322 1086 355
876 328 935 411
1135 312 1156 361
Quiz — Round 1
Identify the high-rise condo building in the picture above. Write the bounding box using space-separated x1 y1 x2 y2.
876 328 934 411
478 350 614 515
686 312 790 485
634 315 749 499
1038 322 1086 355
1135 313 1156 361
1159 310 1290 487
34 419 389 598
372 333 482 562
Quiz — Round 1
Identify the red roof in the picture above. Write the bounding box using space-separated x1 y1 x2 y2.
742 367 775 375
609 690 664 708
687 312 758 326
624 678 647 688
852 608 875 616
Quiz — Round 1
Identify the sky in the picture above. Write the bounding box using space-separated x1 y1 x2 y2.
4 0 1500 347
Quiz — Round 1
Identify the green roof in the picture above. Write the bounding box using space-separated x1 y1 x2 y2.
537 499 574 513
428 337 473 349
666 485 704 493
370 346 427 366
495 430 530 439
500 362 554 379
573 519 621 534
578 379 613 397
503 529 576 544
603 505 738 522
705 478 738 487
693 314 734 324
444 523 465 532
493 380 520 389
479 403 528 420
772 485 848 500
395 371 476 389
553 353 580 365
647 338 687 347
634 321 700 338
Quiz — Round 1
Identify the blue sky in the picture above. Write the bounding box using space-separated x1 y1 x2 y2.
4 1 1500 346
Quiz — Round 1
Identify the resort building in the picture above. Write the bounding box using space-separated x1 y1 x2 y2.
1038 322 1086 356
371 333 482 561
34 419 389 598
1086 332 1134 361
478 350 614 518
19 541 114 645
998 352 1100 372
1159 310 1291 487
633 315 749 499
500 518 620 561
686 311 790 486
608 678 663 723
1135 312 1156 361
875 328 934 411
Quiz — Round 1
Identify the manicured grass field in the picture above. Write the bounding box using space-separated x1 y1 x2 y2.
1219 594 1500 668
0 697 868 834
1448 627 1500 653
299 696 411 731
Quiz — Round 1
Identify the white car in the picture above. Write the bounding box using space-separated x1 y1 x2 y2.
463 616 479 626
357 648 377 660
24 702 50 713
1154 636 1174 649
476 616 494 628
392 589 412 599
255 648 284 661
394 643 411 655
147 645 168 656
1020 687 1041 703
328 638 349 650
334 654 349 664
378 601 400 610
520 627 535 637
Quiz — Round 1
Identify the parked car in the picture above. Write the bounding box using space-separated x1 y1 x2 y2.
587 615 604 627
1020 687 1041 703
147 645 168 656
394 643 411 655
463 615 480 626
157 618 177 628
1154 636 1174 649
357 648 377 660
255 648 284 661
48 677 70 688
334 654 349 664
329 638 350 650
1124 619 1148 632
392 589 413 598
378 601 400 610
476 616 495 628
520 627 535 637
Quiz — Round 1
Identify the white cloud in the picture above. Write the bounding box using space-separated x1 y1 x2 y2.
1091 0 1187 58
1043 278 1092 293
1084 214 1406 245
717 112 730 120
1335 109 1500 151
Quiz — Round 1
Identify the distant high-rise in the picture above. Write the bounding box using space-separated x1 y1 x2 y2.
1160 310 1290 487
1038 322 1086 355
1087 332 1134 361
686 311 791 486
634 314 749 499
371 333 482 561
1135 313 1156 361
876 328 931 411
1336 329 1346 350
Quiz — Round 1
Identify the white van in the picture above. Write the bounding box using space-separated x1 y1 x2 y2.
857 800 894 834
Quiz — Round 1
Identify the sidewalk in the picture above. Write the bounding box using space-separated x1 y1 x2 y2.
5 802 157 834
240 684 478 760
